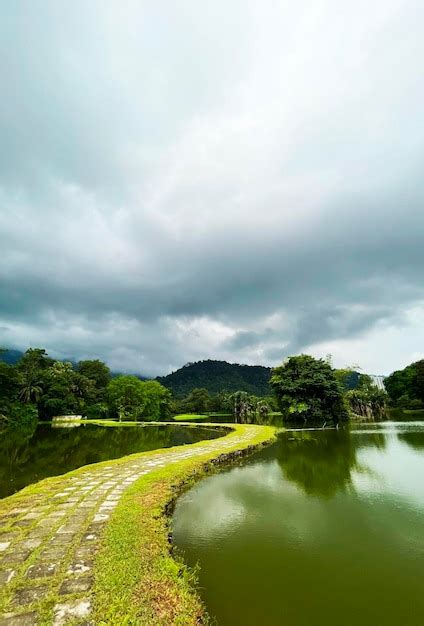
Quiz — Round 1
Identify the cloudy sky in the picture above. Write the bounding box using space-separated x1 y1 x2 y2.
1 1 423 376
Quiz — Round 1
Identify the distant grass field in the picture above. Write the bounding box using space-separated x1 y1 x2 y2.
172 414 210 422
173 413 233 422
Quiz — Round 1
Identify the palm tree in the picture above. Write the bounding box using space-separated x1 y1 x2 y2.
18 373 43 404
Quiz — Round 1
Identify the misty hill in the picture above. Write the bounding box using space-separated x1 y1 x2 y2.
0 349 24 365
157 360 272 397
342 370 361 390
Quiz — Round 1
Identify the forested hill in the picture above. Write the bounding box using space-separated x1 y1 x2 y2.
0 349 24 364
157 360 272 397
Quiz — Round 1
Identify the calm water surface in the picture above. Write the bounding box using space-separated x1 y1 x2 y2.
0 422 223 498
173 421 424 626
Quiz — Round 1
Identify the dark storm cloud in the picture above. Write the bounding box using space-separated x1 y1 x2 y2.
1 0 424 375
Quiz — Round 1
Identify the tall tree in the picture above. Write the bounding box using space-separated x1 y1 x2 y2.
270 355 347 424
142 380 172 421
18 372 43 404
76 360 111 393
17 348 54 375
106 375 146 421
0 361 20 416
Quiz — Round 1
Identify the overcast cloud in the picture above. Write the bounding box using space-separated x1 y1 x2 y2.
1 0 423 376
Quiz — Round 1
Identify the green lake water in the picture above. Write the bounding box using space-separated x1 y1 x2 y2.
173 421 424 625
0 422 223 499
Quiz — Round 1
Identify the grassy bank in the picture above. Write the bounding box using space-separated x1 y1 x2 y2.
92 423 277 625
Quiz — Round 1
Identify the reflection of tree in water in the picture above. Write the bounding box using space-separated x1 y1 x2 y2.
350 431 387 451
277 428 387 498
397 431 424 450
0 420 38 480
0 424 220 498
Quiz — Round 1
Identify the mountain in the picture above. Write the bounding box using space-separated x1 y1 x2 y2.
0 349 24 365
343 370 361 390
157 359 272 397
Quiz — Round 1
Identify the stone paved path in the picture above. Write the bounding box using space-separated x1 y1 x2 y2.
0 426 256 625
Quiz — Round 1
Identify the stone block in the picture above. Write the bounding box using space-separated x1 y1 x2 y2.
59 576 93 595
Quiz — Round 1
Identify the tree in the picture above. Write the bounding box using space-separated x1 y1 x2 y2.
384 360 424 407
0 351 39 425
15 349 53 414
228 391 251 423
0 361 20 416
141 380 172 421
39 361 95 418
0 402 38 427
181 388 211 414
18 372 43 404
270 355 347 424
345 375 387 419
76 360 111 395
227 391 270 423
412 360 424 403
17 348 54 375
106 375 146 421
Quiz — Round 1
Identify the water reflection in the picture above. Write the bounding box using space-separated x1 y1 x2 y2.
0 423 223 498
397 431 424 450
274 427 387 497
276 430 356 497
173 421 424 626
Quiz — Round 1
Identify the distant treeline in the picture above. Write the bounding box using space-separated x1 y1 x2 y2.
2 347 422 427
0 348 171 425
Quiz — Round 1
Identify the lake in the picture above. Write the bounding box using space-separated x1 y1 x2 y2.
173 421 424 625
0 422 223 499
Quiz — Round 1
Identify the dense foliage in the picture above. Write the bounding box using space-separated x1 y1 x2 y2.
172 386 276 421
3 348 410 427
334 368 361 390
0 348 171 425
270 355 348 424
384 360 424 408
227 391 270 423
157 359 272 397
345 374 387 419
107 376 172 421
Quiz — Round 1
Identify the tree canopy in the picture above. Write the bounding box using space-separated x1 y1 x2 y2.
270 355 347 423
384 360 424 408
157 359 271 397
0 348 170 426
106 375 171 421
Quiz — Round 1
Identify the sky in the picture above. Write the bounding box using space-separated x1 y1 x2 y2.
1 0 423 377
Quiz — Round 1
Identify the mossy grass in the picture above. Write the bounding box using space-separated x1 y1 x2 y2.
92 423 277 625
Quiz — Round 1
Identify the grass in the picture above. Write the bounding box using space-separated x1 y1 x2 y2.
172 413 233 422
172 414 209 421
92 423 277 625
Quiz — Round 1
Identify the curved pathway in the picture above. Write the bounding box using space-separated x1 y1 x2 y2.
0 424 264 625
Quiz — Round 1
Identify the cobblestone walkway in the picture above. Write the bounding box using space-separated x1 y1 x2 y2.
0 427 255 625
